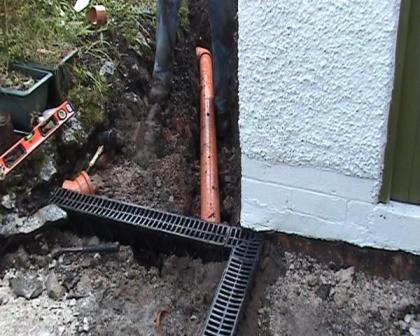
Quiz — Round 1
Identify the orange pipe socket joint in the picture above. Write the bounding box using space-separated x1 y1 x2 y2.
62 171 96 195
196 47 221 224
87 5 108 27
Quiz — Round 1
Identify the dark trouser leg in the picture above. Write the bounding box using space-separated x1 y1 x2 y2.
208 0 235 116
153 0 182 86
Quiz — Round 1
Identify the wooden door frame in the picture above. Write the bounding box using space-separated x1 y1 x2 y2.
379 0 412 202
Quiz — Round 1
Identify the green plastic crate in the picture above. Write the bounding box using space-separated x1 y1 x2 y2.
0 64 53 132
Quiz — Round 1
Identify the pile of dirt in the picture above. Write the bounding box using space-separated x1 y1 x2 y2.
0 229 225 335
241 243 420 336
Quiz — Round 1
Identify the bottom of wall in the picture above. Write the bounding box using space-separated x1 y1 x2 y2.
241 159 420 255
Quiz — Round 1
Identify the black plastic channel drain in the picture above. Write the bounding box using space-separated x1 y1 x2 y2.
50 188 263 336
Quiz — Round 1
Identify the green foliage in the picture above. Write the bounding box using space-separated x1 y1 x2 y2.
179 0 189 32
68 64 109 131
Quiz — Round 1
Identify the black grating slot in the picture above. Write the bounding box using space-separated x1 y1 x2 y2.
50 189 256 248
202 235 263 336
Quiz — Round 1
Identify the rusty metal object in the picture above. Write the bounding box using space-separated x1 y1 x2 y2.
0 111 15 155
62 171 96 194
87 5 107 27
155 309 169 336
196 47 221 224
51 242 120 258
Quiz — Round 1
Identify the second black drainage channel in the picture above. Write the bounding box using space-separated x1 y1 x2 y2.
50 188 263 336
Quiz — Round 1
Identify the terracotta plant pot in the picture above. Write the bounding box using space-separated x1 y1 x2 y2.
62 171 96 194
87 5 108 27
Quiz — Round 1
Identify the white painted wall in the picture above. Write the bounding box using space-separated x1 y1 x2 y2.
238 0 420 255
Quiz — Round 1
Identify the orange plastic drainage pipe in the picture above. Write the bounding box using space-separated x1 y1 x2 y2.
196 47 221 224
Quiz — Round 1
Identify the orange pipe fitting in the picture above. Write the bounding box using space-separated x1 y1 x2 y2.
196 47 221 224
62 171 96 195
87 5 108 27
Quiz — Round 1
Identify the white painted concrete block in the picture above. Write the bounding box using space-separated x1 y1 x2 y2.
241 200 287 231
346 200 373 226
369 203 420 253
290 188 346 221
242 178 291 211
242 157 377 202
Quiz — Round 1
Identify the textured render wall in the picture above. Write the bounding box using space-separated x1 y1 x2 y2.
237 0 420 254
238 0 400 180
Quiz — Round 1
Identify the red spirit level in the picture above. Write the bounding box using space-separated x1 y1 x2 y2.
0 101 75 180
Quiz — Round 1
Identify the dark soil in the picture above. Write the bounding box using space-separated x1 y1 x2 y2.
240 241 420 336
0 229 225 335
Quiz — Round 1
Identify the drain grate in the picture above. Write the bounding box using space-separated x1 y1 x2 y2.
51 188 255 249
50 188 263 336
203 235 263 335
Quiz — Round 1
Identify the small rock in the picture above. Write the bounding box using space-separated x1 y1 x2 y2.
399 320 409 330
335 266 355 285
87 236 100 245
258 308 265 315
316 284 331 300
410 326 420 336
190 315 197 321
333 288 348 309
82 317 90 332
99 61 115 76
307 274 318 287
124 92 140 103
63 272 81 291
17 205 67 235
1 193 16 210
73 274 92 297
406 314 415 324
9 273 43 300
61 118 88 148
46 271 64 300
39 159 57 182
0 293 9 305
68 298 77 307
155 177 162 188
48 259 57 269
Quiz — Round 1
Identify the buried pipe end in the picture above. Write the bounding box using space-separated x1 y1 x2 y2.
196 47 212 60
